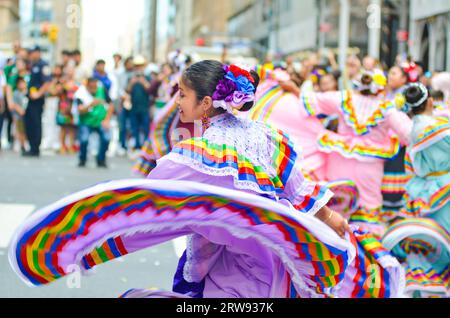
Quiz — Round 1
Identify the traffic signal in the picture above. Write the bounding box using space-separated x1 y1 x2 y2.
48 25 59 43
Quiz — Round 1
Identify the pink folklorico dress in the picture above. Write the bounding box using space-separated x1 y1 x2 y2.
9 112 404 298
237 67 414 236
298 90 413 237
249 74 360 218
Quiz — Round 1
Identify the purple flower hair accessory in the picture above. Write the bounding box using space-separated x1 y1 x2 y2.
212 79 236 101
212 64 256 115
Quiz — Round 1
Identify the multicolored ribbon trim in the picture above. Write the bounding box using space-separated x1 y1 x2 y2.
399 238 436 258
410 118 450 154
405 266 450 296
383 218 450 246
150 96 180 158
400 184 450 217
318 132 400 160
82 237 128 269
349 207 383 225
171 131 297 195
404 152 414 175
11 182 350 296
340 91 395 136
133 141 157 177
347 230 394 298
251 84 289 122
381 172 412 194
325 179 359 216
301 91 317 116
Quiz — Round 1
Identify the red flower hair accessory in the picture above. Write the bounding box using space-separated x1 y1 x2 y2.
229 65 255 83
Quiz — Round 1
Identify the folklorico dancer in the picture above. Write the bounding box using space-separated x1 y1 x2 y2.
249 66 360 218
279 71 413 238
380 64 415 222
10 61 405 298
383 83 450 298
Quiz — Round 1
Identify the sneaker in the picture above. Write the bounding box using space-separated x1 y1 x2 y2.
78 161 86 168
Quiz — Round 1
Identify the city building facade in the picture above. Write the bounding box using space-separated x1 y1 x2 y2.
19 0 81 64
0 0 20 55
409 0 450 71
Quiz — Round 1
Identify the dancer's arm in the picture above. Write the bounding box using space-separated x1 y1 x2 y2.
279 80 301 97
279 80 342 116
385 109 413 146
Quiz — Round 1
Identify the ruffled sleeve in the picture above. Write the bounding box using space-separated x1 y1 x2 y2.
278 132 333 215
384 109 413 146
300 90 342 117
278 159 334 216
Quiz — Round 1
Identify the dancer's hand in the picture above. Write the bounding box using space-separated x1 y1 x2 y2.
279 80 300 96
326 211 351 238
317 207 351 238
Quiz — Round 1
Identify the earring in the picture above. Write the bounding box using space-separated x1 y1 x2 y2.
201 110 210 131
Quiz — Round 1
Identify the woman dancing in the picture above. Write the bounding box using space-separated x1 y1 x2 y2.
9 61 404 298
383 83 449 298
280 71 413 237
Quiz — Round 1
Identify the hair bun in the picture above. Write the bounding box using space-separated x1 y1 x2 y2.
404 85 422 104
404 83 428 106
361 73 373 85
402 83 429 114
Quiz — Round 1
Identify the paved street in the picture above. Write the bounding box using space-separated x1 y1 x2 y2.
0 150 182 298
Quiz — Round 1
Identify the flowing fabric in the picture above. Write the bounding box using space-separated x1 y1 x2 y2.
383 116 450 298
133 94 179 176
247 76 413 236
10 66 409 298
9 179 404 298
383 218 449 297
249 79 328 180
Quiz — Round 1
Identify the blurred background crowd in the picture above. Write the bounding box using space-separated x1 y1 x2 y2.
0 0 449 167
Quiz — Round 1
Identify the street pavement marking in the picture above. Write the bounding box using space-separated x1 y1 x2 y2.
172 236 187 258
0 203 35 248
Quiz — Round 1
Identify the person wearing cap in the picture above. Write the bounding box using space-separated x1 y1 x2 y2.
23 45 52 157
126 56 151 151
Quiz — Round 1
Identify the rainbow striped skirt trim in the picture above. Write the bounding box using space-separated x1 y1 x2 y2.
9 179 404 298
